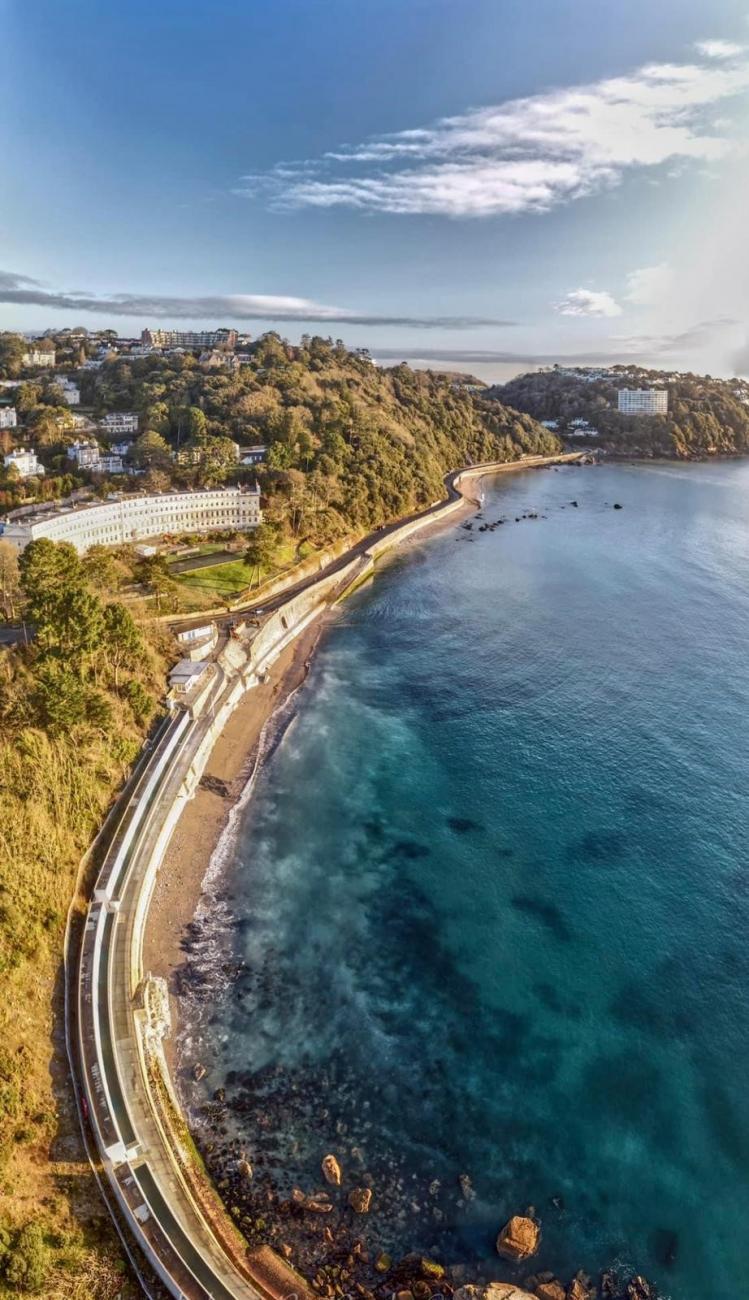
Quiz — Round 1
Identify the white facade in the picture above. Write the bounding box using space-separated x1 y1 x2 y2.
4 448 45 478
0 407 18 428
68 439 101 468
99 411 139 435
22 349 56 368
109 439 134 457
56 377 81 406
617 388 668 415
1 486 262 553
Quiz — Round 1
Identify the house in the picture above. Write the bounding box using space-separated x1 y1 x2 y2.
22 349 56 368
239 444 267 465
168 658 212 694
176 623 218 661
4 448 44 478
67 439 102 469
99 411 139 436
0 407 18 429
56 377 81 406
109 439 134 457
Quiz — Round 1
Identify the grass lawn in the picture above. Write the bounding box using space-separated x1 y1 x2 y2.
174 540 306 604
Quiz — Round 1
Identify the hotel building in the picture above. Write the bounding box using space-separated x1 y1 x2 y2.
141 328 238 350
617 388 668 415
1 485 262 553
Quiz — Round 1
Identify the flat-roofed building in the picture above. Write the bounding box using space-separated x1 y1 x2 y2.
1 485 262 553
617 388 668 415
22 349 56 368
142 327 238 350
99 411 139 436
0 407 17 429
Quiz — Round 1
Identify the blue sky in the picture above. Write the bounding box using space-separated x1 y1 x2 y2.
2 0 749 379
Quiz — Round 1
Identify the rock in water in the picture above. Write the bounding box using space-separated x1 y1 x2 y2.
322 1154 342 1185
496 1215 540 1260
348 1187 373 1214
567 1274 593 1300
237 1156 253 1180
192 1062 207 1081
535 1283 566 1300
456 1287 537 1300
459 1173 475 1200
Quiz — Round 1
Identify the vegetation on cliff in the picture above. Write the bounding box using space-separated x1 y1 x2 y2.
493 365 749 458
0 539 168 1296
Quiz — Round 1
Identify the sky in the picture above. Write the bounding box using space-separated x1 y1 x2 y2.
2 0 749 382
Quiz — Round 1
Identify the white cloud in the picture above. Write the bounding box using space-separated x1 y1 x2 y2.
241 44 749 218
694 39 744 60
625 263 673 304
555 289 623 318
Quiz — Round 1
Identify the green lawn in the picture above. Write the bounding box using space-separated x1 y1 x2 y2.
174 540 305 604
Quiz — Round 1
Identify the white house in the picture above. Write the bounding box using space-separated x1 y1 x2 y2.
56 377 81 406
22 349 56 368
240 444 267 464
4 448 45 478
99 411 139 436
0 407 18 429
67 439 102 469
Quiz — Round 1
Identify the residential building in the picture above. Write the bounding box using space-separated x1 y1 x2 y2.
66 440 124 474
617 388 668 415
56 377 81 405
109 439 135 457
22 348 56 368
141 327 238 349
1 485 262 553
99 411 139 435
198 349 241 370
240 444 267 464
4 448 45 478
0 407 18 429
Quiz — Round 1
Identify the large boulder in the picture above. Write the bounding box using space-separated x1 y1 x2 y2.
496 1216 540 1261
455 1288 536 1300
348 1186 373 1214
535 1283 566 1300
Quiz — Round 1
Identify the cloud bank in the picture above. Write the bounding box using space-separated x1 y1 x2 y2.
0 271 510 330
239 44 749 218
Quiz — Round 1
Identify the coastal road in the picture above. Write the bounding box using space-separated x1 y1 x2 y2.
72 450 586 1300
169 453 585 636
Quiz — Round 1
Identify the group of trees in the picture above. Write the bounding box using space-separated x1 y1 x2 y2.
497 365 749 459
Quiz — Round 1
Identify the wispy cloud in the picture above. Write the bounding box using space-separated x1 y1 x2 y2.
239 44 749 218
556 288 623 318
694 39 744 60
0 270 511 330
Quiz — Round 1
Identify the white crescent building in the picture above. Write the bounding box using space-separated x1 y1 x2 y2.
1 485 262 553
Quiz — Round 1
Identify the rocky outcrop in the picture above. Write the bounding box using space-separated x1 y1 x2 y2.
455 1286 536 1300
321 1154 342 1186
534 1282 565 1300
348 1186 373 1214
496 1215 540 1260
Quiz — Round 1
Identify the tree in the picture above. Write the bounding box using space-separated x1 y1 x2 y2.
0 541 21 621
1 1221 49 1292
19 539 81 627
101 601 145 686
131 429 172 468
0 333 26 380
243 523 278 586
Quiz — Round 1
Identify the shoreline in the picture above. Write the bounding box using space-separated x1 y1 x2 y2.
141 468 489 1023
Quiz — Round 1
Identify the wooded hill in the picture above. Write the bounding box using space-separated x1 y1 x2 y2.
493 365 749 459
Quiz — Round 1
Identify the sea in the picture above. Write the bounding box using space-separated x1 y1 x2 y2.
177 461 749 1300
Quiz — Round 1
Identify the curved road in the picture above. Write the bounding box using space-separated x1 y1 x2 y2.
72 452 584 1300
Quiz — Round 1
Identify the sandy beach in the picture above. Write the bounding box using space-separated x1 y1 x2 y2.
142 615 326 1023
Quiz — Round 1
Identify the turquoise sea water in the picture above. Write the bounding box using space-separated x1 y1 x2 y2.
179 462 749 1300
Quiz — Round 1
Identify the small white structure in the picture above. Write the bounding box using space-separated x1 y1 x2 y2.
0 407 18 429
617 388 668 416
56 377 81 406
4 448 44 478
22 349 55 368
176 623 218 660
168 658 212 694
96 454 125 474
109 439 134 457
240 444 267 464
99 411 139 436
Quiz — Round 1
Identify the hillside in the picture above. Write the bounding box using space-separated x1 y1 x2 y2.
0 333 561 1295
492 365 749 459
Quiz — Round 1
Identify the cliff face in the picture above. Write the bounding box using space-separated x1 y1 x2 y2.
491 366 749 459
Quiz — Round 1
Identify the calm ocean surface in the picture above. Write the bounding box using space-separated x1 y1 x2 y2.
179 462 749 1300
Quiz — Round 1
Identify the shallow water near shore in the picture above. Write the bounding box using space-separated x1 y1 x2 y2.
178 461 749 1300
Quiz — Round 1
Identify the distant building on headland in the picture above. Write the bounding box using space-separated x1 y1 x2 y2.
4 448 45 478
0 485 262 553
617 388 668 415
141 327 238 350
22 348 56 368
